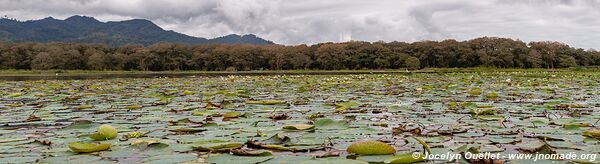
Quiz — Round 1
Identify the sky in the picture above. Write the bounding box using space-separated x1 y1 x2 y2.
1 0 600 49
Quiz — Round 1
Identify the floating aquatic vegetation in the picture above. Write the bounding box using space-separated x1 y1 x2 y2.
0 71 599 163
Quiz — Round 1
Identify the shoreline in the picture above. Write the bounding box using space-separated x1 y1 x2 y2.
0 68 588 81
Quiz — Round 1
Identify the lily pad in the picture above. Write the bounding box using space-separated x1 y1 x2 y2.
125 105 143 109
283 124 315 131
334 101 359 112
192 140 243 151
583 129 600 140
89 124 118 141
299 158 368 164
384 153 425 164
246 100 286 105
223 111 242 119
347 140 396 155
314 118 349 129
231 149 273 156
206 154 275 164
68 142 111 153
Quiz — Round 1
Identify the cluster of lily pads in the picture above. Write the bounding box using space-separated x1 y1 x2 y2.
1 71 600 163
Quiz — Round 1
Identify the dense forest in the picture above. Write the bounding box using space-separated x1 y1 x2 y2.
1 37 599 71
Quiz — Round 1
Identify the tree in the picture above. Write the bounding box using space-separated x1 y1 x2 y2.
558 55 577 68
85 48 108 70
0 37 599 71
1 44 33 69
55 44 86 70
404 56 421 70
527 49 543 68
31 52 55 70
149 43 190 70
529 41 570 68
130 48 155 71
314 43 349 70
205 46 231 71
287 45 312 69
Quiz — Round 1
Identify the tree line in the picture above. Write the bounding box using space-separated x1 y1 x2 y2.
1 37 599 71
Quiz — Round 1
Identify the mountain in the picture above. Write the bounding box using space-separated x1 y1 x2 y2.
0 15 274 46
208 34 274 45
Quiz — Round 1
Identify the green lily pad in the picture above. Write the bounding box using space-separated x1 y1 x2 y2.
356 155 393 163
283 124 315 131
262 133 291 145
206 154 275 164
246 100 286 105
260 144 293 151
192 140 243 151
68 142 111 153
192 110 217 116
231 149 273 156
314 118 349 129
183 90 195 95
223 111 242 119
125 105 143 109
262 156 312 164
467 88 481 96
142 153 197 164
384 153 425 164
89 124 118 141
334 101 359 112
299 158 368 164
583 129 600 140
347 140 396 155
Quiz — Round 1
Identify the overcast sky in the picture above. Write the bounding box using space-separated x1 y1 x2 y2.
1 0 599 49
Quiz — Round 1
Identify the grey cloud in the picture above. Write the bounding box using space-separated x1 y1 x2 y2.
1 0 599 49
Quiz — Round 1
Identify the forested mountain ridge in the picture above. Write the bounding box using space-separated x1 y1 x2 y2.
0 15 274 46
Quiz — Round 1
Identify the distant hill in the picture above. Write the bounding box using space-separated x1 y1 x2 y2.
0 15 274 46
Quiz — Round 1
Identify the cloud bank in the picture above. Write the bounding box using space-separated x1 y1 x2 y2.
1 0 599 49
